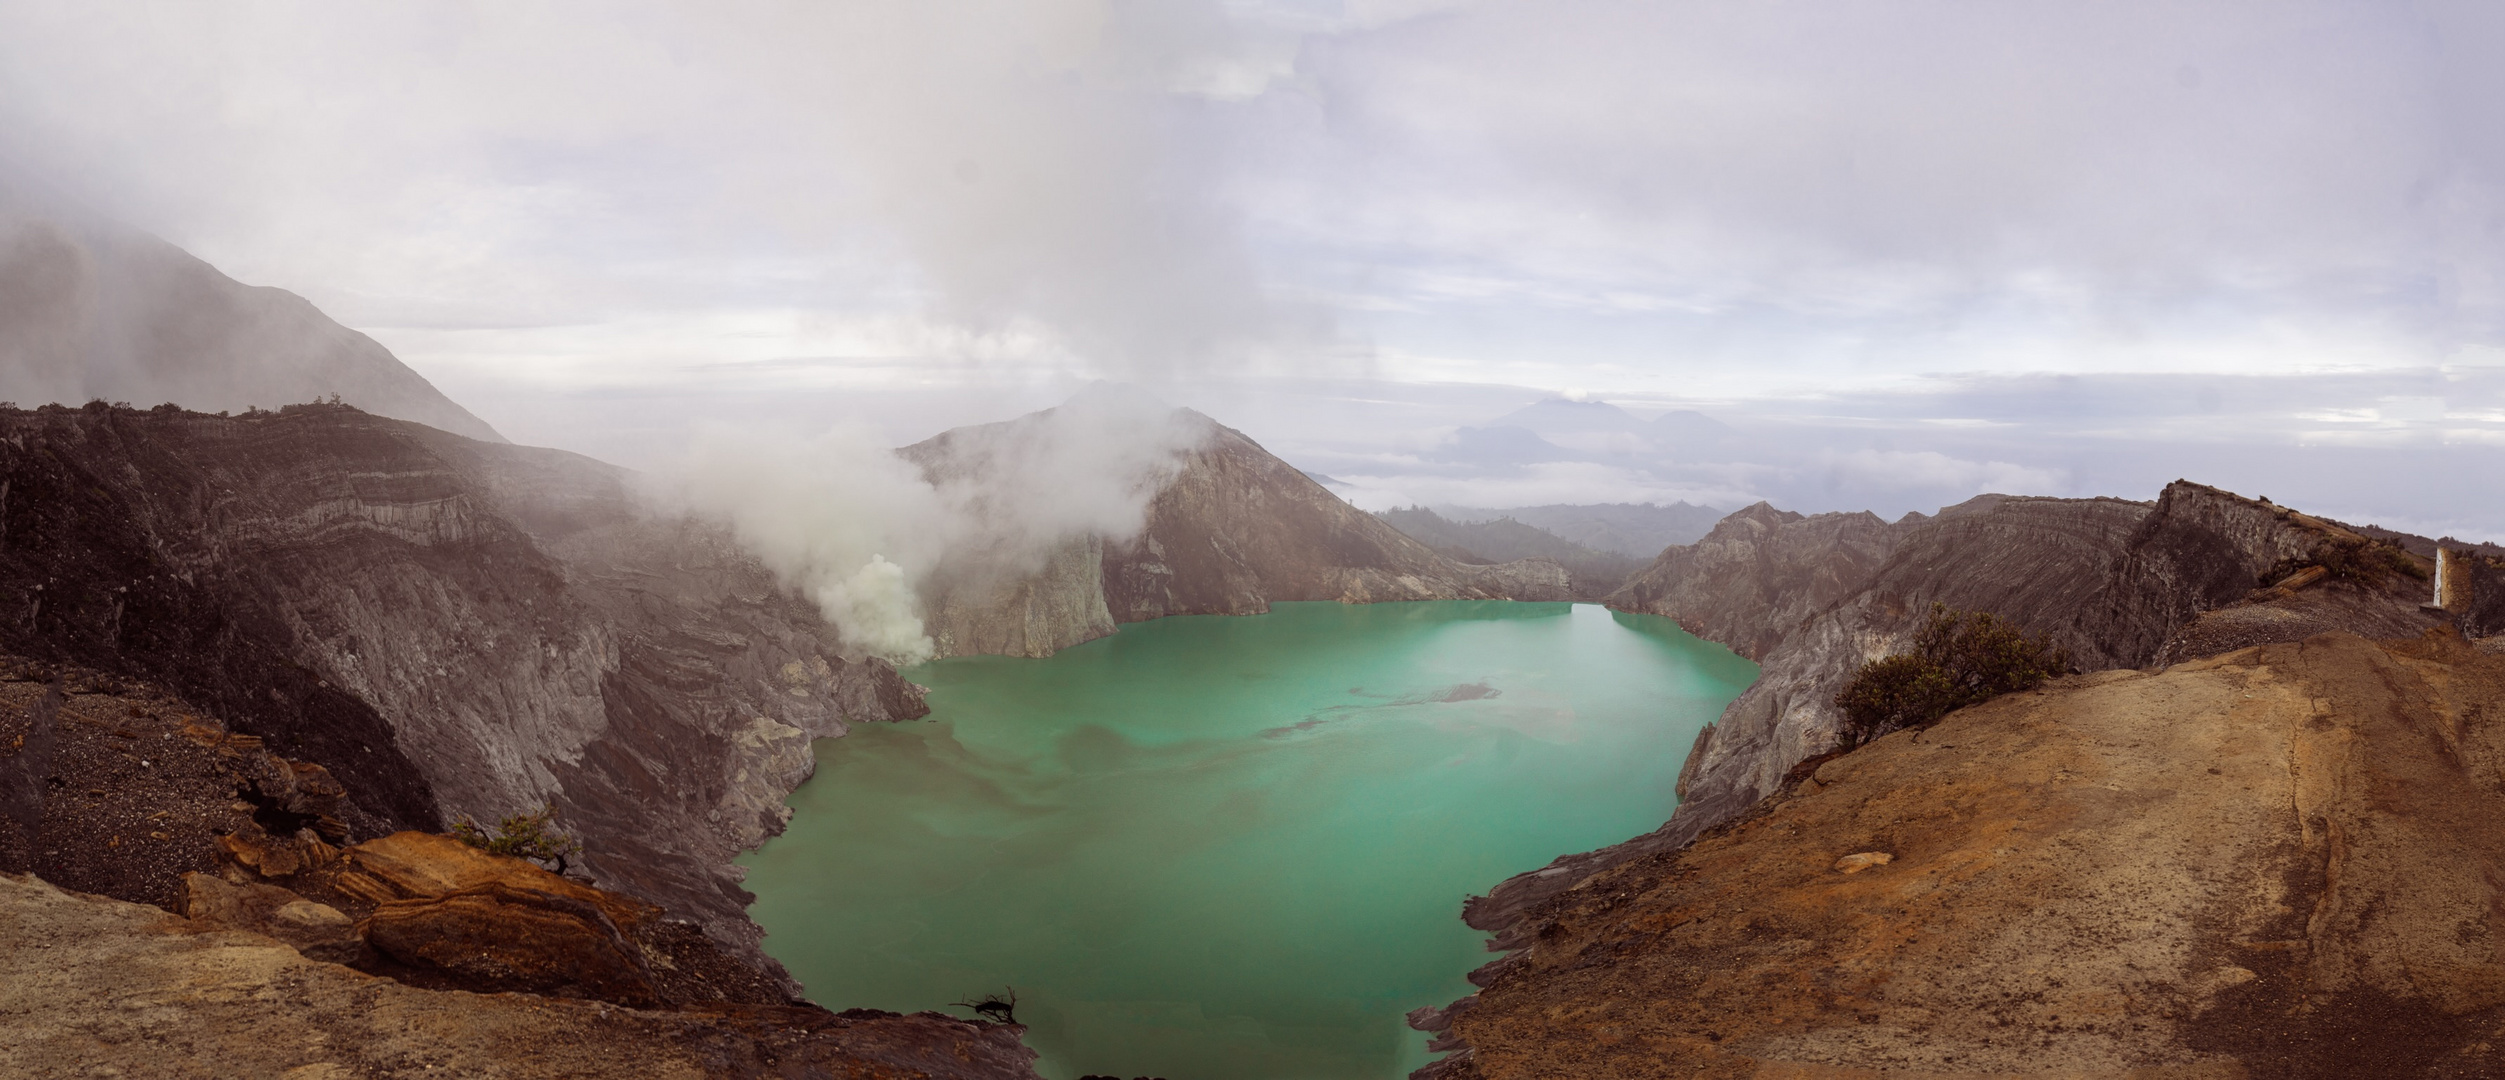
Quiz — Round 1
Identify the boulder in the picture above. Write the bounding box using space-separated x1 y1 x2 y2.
215 821 342 881
359 881 659 1007
331 831 665 1006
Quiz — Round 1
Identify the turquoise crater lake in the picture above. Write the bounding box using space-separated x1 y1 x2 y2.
739 600 1756 1079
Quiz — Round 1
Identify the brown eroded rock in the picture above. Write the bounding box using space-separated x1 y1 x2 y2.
181 871 364 964
361 880 662 1006
291 830 792 1008
1442 630 2505 1078
336 830 634 911
314 830 668 1005
2 871 1045 1079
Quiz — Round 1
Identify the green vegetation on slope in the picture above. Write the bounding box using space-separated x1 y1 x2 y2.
1833 603 2070 748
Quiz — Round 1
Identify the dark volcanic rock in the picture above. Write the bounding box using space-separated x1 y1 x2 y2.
0 402 928 977
1104 421 1571 619
1606 500 1906 662
0 660 328 911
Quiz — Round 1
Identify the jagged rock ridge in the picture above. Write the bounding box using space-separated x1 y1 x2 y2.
1461 481 2491 970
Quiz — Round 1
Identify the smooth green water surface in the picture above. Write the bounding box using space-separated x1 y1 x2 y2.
740 601 1756 1079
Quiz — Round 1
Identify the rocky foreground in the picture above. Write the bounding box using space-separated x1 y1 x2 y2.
0 658 1041 1078
1 871 1036 1079
1426 629 2505 1077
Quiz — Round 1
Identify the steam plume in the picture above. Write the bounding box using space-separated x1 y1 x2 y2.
663 386 1212 664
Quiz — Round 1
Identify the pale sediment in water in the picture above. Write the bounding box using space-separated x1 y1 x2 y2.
739 600 1755 1079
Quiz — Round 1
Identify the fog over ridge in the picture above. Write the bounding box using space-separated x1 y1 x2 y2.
1 1 2500 544
657 386 1212 664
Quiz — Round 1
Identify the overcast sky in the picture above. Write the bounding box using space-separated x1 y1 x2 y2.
4 1 2502 537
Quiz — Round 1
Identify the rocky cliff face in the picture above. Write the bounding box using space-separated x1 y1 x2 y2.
1432 630 2505 1078
0 178 504 442
1461 481 2452 954
907 410 1572 658
0 401 926 975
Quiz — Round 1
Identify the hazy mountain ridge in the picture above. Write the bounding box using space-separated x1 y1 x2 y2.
1429 500 1728 559
905 409 1573 657
1374 506 1646 599
0 176 503 443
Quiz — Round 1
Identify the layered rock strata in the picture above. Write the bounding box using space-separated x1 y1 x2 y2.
0 402 928 974
908 410 1572 658
1435 630 2505 1077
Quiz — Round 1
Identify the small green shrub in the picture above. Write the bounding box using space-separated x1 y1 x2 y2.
1834 604 2070 749
451 803 583 871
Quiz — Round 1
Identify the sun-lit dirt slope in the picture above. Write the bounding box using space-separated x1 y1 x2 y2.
1437 630 2505 1078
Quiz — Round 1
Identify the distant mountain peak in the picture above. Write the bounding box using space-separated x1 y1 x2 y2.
1490 397 1650 435
0 170 504 443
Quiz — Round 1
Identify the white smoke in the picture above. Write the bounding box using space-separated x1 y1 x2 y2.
660 385 1213 665
664 421 953 663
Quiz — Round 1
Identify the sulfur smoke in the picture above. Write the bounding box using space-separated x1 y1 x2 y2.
663 386 1213 665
